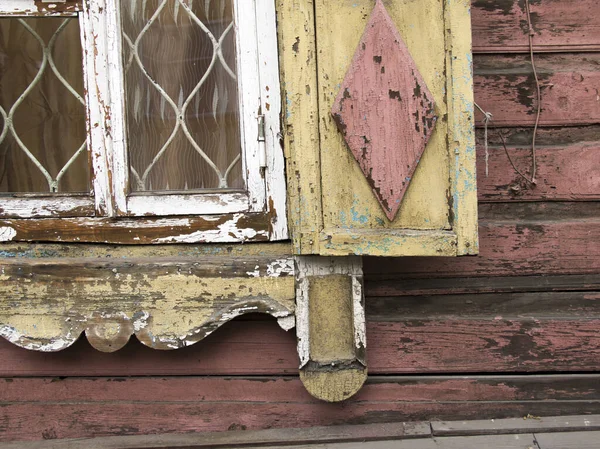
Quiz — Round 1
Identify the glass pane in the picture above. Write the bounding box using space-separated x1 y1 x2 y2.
0 18 89 193
121 0 243 192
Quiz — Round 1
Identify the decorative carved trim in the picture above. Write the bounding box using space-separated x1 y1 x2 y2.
331 0 437 221
0 252 295 352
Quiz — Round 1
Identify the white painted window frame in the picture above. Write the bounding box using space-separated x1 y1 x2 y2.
0 0 288 241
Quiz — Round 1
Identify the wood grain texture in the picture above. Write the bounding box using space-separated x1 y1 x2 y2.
0 422 430 449
278 0 322 254
1 314 599 376
364 220 600 278
0 434 542 449
471 0 600 53
365 291 600 319
1 375 600 442
446 0 479 256
366 274 600 297
0 1 81 15
0 214 275 244
296 257 367 402
476 140 600 202
473 54 600 127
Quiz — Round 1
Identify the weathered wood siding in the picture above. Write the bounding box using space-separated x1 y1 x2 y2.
1 0 599 441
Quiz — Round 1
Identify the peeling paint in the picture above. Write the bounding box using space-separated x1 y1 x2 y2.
0 227 16 242
155 214 267 243
352 276 367 363
267 258 295 277
0 325 75 352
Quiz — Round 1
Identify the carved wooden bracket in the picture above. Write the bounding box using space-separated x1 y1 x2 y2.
0 245 368 402
295 256 367 402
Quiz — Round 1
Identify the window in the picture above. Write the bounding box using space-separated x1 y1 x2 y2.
0 0 286 243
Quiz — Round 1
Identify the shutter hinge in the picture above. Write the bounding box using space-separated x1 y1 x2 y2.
257 110 267 169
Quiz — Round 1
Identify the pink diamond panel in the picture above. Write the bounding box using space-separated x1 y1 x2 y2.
331 0 437 221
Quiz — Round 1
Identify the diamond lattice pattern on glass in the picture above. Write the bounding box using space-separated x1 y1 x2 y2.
121 0 243 192
0 18 88 194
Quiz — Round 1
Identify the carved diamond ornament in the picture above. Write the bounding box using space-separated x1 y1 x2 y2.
332 0 437 221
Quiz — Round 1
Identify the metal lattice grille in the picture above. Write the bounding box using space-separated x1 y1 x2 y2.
121 0 243 192
0 18 88 193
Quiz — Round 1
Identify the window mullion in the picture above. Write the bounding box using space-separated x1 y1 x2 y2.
105 0 130 216
255 0 287 238
235 0 265 213
81 0 128 217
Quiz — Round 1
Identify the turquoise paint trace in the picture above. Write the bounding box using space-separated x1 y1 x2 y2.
339 197 370 229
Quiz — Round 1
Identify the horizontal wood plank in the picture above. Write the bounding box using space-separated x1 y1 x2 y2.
471 0 600 53
368 319 600 374
365 291 600 318
4 375 600 403
0 435 542 449
1 376 600 442
0 422 431 449
365 274 600 297
0 321 298 377
474 126 600 202
364 220 600 278
433 415 600 437
473 54 600 127
1 315 600 375
478 202 600 222
476 142 600 202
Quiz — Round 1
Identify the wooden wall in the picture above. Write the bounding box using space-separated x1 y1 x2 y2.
1 0 600 441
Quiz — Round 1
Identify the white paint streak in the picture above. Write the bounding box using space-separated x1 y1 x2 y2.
0 197 93 219
295 276 311 368
126 193 248 216
352 276 367 352
155 214 266 243
0 227 16 242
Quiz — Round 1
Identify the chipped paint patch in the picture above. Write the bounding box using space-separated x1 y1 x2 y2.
246 258 294 278
0 325 76 352
296 276 311 368
267 258 295 277
155 214 267 243
132 311 150 332
352 276 367 362
0 227 16 242
246 265 261 277
0 0 80 16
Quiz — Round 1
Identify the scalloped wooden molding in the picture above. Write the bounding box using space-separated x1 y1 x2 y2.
0 247 295 352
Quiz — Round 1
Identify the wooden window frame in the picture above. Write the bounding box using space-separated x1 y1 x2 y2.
0 0 287 244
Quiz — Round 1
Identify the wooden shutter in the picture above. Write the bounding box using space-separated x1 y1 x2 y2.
282 0 478 257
